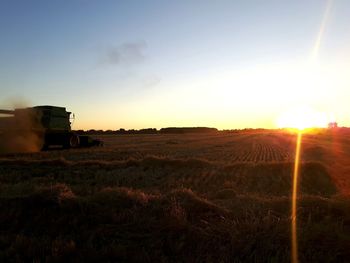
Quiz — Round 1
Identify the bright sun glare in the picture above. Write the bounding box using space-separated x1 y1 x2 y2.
277 106 329 130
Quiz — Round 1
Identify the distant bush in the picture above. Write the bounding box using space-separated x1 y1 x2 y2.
160 127 218 134
74 127 218 135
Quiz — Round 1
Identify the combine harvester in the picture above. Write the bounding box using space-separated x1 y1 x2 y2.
0 105 102 151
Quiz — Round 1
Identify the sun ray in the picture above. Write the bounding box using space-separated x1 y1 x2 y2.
291 2 335 262
291 131 302 263
311 0 334 60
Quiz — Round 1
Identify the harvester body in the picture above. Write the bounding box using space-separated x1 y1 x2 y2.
0 105 102 150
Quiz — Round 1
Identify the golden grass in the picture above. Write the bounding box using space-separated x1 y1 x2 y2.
0 129 350 262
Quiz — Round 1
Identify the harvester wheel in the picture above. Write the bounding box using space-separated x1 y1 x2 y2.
41 143 49 151
68 134 80 148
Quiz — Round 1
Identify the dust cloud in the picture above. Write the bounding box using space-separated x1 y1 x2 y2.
0 101 43 154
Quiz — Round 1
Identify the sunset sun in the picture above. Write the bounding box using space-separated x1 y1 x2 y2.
277 106 328 130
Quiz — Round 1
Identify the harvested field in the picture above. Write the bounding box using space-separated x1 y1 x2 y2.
1 129 350 262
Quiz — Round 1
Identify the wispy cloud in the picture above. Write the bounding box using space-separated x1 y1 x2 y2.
102 41 147 66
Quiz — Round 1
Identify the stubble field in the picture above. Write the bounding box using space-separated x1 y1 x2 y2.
0 129 350 262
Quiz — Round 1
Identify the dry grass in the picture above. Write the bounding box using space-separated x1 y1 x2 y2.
0 129 350 262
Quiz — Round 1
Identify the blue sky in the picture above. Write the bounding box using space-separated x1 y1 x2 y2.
1 0 349 129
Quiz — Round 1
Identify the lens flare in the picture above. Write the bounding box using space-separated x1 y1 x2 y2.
311 0 334 60
289 1 334 261
291 131 302 263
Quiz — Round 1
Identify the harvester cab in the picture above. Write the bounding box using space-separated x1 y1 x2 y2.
0 105 102 151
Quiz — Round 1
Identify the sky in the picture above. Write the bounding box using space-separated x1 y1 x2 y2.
1 0 350 130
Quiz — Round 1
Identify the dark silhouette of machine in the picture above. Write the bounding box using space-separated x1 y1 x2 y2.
0 105 102 150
